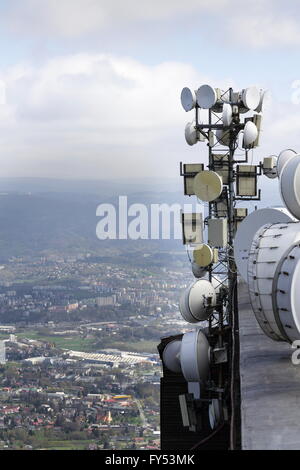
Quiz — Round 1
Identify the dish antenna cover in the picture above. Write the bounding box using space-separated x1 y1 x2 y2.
241 86 260 111
280 155 300 220
243 121 258 147
248 222 300 342
196 85 217 109
180 329 210 384
222 103 232 126
162 340 182 373
277 149 297 177
234 207 296 281
181 87 196 112
193 171 223 202
185 121 197 146
179 279 216 323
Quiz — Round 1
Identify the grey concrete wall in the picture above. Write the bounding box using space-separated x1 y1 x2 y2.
239 282 300 449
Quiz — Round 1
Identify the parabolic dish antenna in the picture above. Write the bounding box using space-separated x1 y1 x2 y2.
254 89 269 113
193 244 213 267
277 149 297 177
179 279 216 323
222 103 232 126
180 329 210 384
241 86 260 111
196 85 217 109
193 170 223 202
184 121 197 146
280 155 300 220
243 121 258 147
234 207 296 282
181 87 196 112
162 339 182 374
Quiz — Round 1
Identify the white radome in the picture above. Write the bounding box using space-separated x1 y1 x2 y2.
234 207 296 281
179 279 216 323
277 149 297 177
241 86 260 111
193 170 223 202
196 84 217 109
243 121 258 147
222 103 232 126
184 121 197 146
280 155 300 220
181 87 196 112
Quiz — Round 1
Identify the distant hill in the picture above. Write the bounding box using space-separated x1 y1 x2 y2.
0 177 282 261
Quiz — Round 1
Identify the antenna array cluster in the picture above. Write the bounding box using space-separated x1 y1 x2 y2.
160 83 267 443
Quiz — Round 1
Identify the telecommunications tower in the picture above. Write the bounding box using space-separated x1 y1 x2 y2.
158 83 269 450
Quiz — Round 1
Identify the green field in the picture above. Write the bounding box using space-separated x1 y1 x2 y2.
1 330 157 354
16 331 97 352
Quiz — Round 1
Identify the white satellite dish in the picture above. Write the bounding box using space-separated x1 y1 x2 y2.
181 87 196 112
196 85 217 109
184 121 197 146
241 86 260 111
234 207 296 282
162 340 182 373
179 279 216 323
277 149 297 177
193 244 213 267
248 221 300 343
222 103 232 126
254 89 269 113
280 155 300 219
243 121 258 147
180 329 210 385
193 170 223 202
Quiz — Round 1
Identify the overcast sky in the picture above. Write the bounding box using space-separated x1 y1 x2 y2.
0 0 299 180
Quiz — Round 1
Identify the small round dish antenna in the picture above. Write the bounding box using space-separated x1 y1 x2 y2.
222 103 232 126
196 85 217 109
241 86 260 111
179 279 216 323
162 340 182 373
254 89 269 113
243 121 258 147
193 244 213 267
193 170 223 202
181 87 196 112
184 121 197 146
180 329 210 384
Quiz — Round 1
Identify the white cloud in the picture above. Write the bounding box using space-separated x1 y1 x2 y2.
0 53 216 178
0 50 297 180
229 15 300 48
